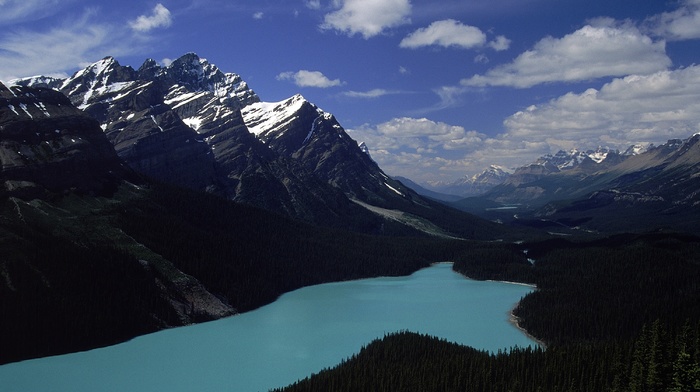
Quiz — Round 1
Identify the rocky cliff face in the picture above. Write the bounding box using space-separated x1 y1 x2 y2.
0 82 125 198
15 53 468 235
0 81 236 326
241 94 412 208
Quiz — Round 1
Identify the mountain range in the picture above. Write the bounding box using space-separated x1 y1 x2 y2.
3 51 700 374
6 51 700 237
1 66 501 364
12 53 503 238
436 135 700 234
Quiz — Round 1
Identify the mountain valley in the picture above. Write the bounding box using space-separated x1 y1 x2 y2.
2 52 700 391
13 54 503 238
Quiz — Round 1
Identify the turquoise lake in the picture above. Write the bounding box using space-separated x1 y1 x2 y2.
0 263 536 392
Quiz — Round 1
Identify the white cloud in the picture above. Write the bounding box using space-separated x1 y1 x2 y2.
129 3 173 33
0 0 64 25
276 70 345 88
474 54 489 64
348 118 498 181
321 0 411 39
305 0 321 10
0 9 132 81
488 35 511 51
350 117 486 151
400 19 486 49
350 66 700 182
463 22 671 88
343 89 398 98
253 11 264 20
647 0 700 40
503 65 700 151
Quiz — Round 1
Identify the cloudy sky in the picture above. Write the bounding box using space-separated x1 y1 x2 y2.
2 0 700 183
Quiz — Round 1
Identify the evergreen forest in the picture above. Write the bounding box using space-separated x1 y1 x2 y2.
2 181 700 391
0 182 495 364
278 233 700 391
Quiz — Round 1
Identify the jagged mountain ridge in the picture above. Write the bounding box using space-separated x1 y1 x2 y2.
483 139 682 207
0 82 237 339
14 53 500 237
424 165 512 198
445 134 700 233
0 81 126 198
419 148 627 198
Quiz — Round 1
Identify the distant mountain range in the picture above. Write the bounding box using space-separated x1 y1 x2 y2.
417 165 513 200
431 135 700 234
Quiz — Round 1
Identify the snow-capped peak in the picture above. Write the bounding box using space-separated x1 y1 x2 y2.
241 94 319 137
536 147 616 169
77 56 118 78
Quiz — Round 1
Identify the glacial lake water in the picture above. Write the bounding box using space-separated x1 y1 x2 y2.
1 263 536 392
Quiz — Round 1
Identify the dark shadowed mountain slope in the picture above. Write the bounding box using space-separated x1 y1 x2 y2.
447 136 700 234
1 84 506 365
534 134 700 233
0 81 126 199
15 53 513 238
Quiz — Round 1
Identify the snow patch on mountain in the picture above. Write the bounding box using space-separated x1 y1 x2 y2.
241 94 320 139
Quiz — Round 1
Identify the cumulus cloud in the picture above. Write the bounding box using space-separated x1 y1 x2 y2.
488 35 511 51
348 116 553 181
129 3 173 33
305 0 321 10
348 118 499 181
463 22 671 88
253 11 264 20
276 70 345 88
350 117 485 152
400 19 486 49
321 0 411 39
503 65 700 151
350 66 700 182
647 0 700 40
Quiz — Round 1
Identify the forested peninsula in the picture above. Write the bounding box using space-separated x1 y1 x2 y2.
279 233 700 391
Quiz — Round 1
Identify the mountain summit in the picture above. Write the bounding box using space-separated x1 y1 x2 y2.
14 53 501 237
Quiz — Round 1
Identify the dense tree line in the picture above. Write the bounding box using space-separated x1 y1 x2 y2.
278 324 700 392
0 225 180 364
113 182 481 312
4 178 699 391
513 233 700 345
277 233 700 391
0 183 483 364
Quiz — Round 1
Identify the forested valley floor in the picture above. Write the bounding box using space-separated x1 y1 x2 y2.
278 233 700 392
3 181 700 391
0 182 505 364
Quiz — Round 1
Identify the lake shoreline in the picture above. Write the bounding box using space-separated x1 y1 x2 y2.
448 264 543 349
508 307 547 349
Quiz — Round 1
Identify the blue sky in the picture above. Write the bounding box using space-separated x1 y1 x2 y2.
2 0 700 183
